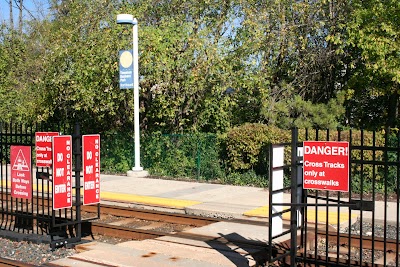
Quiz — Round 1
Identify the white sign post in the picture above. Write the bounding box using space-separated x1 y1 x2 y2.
272 145 284 237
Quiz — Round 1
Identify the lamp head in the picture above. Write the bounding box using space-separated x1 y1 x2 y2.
117 14 136 25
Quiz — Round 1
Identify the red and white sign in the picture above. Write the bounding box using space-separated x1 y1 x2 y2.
11 146 32 199
303 141 349 192
83 134 101 205
52 135 72 210
35 132 59 167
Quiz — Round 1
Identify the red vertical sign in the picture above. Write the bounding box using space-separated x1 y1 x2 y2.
303 141 349 192
35 132 59 167
83 135 101 205
11 146 32 199
52 135 72 210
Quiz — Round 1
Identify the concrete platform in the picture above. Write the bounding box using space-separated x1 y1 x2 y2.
46 173 400 266
53 219 273 267
52 239 259 267
49 218 277 266
98 174 369 226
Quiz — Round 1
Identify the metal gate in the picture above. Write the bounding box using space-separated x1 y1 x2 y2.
0 122 99 249
268 128 400 266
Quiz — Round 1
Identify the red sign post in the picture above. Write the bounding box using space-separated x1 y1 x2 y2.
35 132 59 167
303 141 349 192
52 135 72 210
11 146 32 199
82 134 101 205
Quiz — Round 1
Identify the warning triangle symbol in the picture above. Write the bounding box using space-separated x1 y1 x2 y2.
12 149 30 171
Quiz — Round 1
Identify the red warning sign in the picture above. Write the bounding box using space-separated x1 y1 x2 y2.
303 141 349 192
52 135 72 210
35 132 59 167
11 146 32 199
83 135 101 205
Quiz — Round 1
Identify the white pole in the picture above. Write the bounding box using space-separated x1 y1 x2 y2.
132 19 142 171
117 14 144 174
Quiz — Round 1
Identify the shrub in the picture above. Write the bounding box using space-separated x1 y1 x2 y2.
221 170 268 187
224 123 291 175
100 131 133 173
142 132 224 180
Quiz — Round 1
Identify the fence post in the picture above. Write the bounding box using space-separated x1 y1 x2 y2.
73 123 82 241
290 128 299 266
196 136 201 180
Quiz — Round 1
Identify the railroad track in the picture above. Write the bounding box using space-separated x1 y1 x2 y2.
83 205 270 252
313 230 399 267
82 203 222 226
1 195 399 266
80 205 399 266
0 258 36 267
271 230 400 267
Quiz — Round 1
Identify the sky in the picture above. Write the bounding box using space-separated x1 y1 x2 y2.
0 0 50 25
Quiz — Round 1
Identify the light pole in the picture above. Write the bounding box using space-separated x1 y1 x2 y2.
117 14 143 172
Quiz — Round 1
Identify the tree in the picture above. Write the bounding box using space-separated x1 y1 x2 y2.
344 0 400 128
0 0 361 131
29 0 130 132
0 25 38 122
128 0 240 133
228 0 348 128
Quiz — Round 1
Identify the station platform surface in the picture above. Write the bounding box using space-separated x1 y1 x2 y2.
99 172 395 226
49 172 400 266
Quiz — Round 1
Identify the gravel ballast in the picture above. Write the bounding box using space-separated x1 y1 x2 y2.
0 237 76 266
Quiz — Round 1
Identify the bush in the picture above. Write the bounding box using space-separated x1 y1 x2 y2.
142 132 224 180
100 127 399 194
224 123 291 175
100 131 133 173
221 170 268 187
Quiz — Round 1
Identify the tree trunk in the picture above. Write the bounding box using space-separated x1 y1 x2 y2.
9 0 13 29
386 89 399 128
19 0 23 33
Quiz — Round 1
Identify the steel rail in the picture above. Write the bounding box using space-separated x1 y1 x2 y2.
0 257 36 267
317 229 400 252
82 204 220 227
271 230 399 267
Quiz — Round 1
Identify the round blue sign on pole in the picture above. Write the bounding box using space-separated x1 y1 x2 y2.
119 50 133 89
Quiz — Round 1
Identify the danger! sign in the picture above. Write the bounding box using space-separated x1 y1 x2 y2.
52 135 72 210
11 146 32 199
35 132 59 167
303 141 349 192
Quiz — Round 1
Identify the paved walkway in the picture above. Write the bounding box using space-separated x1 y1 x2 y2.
48 174 400 267
99 173 396 226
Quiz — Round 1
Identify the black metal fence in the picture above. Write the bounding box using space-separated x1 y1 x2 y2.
0 122 99 249
269 128 400 266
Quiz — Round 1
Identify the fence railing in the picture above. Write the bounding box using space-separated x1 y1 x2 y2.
0 122 99 249
269 128 400 266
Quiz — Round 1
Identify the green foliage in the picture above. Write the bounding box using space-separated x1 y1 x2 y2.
231 0 349 127
224 123 291 174
2 0 394 132
142 133 196 178
101 131 224 180
0 26 38 122
225 123 268 173
346 0 400 84
142 133 224 180
15 0 131 131
221 170 268 187
1 0 399 141
339 0 400 128
101 131 134 173
261 93 346 129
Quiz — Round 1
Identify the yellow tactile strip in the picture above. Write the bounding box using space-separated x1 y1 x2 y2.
2 181 200 208
100 191 201 209
244 205 357 225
